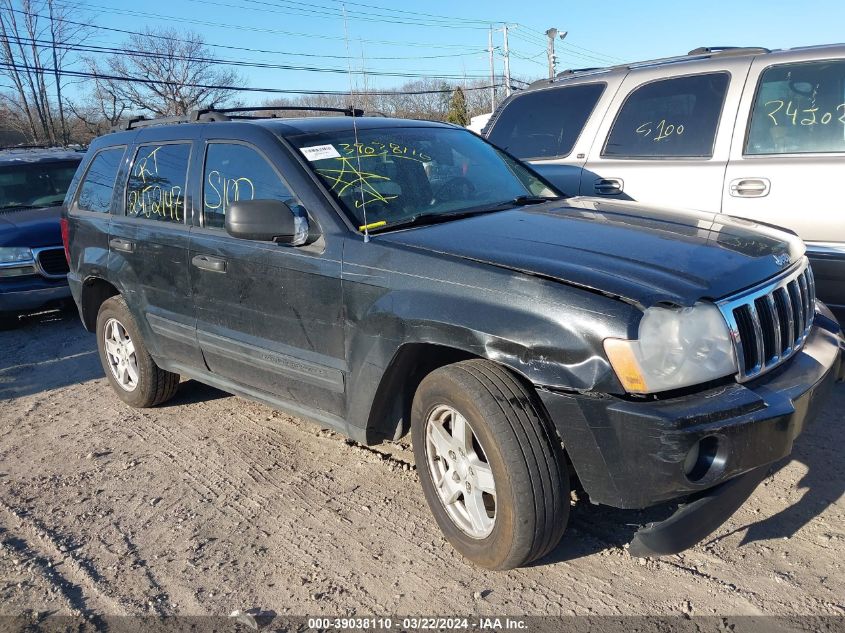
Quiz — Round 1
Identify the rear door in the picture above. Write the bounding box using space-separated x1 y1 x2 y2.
188 127 346 419
108 131 203 368
722 53 845 313
485 79 611 195
580 57 752 211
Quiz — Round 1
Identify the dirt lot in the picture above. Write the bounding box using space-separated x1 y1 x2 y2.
0 306 843 619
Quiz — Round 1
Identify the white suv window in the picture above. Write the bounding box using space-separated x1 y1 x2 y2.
487 83 605 159
746 60 845 155
603 73 729 158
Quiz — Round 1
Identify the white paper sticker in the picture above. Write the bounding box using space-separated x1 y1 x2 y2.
300 144 341 161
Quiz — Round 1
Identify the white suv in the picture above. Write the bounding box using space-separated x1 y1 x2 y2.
484 45 845 320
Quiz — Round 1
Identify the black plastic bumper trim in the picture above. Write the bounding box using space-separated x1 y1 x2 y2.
628 465 768 558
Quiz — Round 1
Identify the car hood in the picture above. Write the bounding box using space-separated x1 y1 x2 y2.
0 205 62 248
379 197 805 308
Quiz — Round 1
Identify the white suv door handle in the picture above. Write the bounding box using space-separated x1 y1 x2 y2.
729 178 770 198
594 178 624 195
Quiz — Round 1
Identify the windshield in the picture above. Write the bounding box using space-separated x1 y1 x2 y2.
0 160 80 211
289 126 560 231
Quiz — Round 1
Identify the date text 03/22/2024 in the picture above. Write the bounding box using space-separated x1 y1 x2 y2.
306 617 528 630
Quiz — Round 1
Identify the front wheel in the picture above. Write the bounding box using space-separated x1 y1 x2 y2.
95 295 180 408
411 360 569 570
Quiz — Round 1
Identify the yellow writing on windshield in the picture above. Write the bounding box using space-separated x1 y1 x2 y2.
317 155 398 208
337 140 432 163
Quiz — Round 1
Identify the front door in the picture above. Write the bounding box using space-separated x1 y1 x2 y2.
188 136 346 418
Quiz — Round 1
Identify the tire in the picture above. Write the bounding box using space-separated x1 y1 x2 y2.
95 295 180 408
411 359 569 570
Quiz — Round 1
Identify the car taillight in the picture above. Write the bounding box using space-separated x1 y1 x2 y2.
60 217 70 264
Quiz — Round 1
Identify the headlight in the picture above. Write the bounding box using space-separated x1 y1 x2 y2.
0 247 34 264
604 302 738 394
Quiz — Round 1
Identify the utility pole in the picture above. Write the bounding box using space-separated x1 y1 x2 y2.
502 24 511 97
488 26 495 111
47 0 67 145
545 28 568 79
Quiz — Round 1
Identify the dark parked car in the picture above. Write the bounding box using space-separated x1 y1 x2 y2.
64 108 842 569
0 146 82 325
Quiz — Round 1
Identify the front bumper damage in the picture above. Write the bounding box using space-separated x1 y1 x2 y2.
539 305 843 557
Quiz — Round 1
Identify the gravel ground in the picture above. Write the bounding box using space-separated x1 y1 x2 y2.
0 306 843 619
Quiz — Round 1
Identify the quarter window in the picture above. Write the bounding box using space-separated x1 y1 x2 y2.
487 83 605 159
125 143 190 222
202 143 297 229
746 60 845 155
603 73 730 158
76 147 124 213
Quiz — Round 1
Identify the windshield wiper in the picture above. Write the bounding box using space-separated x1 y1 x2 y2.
0 204 36 212
366 196 565 233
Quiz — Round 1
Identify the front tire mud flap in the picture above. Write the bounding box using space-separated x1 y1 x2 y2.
629 466 768 558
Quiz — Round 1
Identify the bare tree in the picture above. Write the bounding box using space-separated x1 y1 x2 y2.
66 77 127 141
88 28 244 117
0 0 86 144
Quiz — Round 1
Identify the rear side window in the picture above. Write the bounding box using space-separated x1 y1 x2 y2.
603 73 730 158
487 83 605 159
202 143 297 229
125 143 190 223
76 147 124 213
746 60 845 155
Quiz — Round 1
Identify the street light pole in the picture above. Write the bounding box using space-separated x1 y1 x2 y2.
546 28 568 79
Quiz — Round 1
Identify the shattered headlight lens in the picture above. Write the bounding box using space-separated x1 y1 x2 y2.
604 302 738 394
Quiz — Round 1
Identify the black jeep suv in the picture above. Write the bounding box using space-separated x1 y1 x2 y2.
64 108 842 569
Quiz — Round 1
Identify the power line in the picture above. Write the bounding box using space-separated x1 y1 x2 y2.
207 0 495 29
0 60 507 96
9 6 486 59
0 34 492 80
46 2 490 50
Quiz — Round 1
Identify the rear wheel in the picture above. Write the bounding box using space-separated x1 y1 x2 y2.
96 295 179 407
411 359 569 570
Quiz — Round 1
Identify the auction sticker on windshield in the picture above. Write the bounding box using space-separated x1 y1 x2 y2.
300 144 342 161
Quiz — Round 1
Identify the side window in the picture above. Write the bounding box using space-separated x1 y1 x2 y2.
746 60 845 155
202 143 297 229
603 73 730 158
125 143 190 222
76 147 125 213
487 83 605 159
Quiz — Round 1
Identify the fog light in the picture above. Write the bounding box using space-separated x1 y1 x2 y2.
0 264 37 278
684 435 727 483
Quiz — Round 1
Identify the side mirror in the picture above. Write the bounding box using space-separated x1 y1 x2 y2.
225 199 309 245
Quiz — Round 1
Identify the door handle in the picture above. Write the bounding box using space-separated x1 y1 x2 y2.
594 178 624 195
192 254 227 273
109 238 135 253
729 178 770 198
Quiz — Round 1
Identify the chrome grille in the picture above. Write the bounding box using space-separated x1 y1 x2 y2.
717 259 816 382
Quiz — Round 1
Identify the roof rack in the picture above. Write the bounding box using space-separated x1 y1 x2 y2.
539 46 772 88
118 105 365 131
687 46 771 56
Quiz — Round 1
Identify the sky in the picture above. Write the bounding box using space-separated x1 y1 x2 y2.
46 0 845 105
